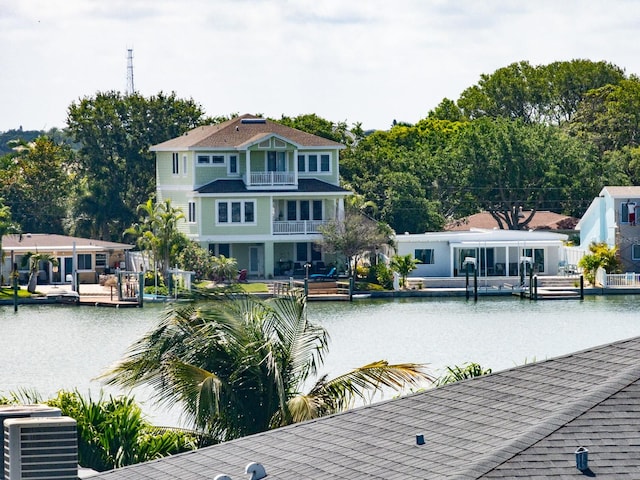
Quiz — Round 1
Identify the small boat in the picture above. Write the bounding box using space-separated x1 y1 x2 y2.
352 293 372 300
46 291 80 304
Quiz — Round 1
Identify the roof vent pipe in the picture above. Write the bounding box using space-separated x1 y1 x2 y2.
575 446 589 471
416 434 425 445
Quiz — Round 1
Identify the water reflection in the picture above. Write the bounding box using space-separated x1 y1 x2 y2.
1 296 638 426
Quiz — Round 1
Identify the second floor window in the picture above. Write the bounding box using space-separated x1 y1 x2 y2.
217 200 256 225
188 202 196 223
268 151 286 171
172 153 179 175
297 153 331 173
286 200 323 221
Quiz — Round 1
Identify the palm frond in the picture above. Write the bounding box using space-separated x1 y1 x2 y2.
307 361 433 415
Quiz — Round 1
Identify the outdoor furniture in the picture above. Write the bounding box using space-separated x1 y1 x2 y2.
237 269 248 283
309 267 337 281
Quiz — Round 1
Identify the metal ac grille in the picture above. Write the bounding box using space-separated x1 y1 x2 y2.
0 406 61 480
4 417 77 480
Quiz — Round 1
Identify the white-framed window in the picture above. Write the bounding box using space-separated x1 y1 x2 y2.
414 249 435 264
172 153 179 175
182 155 187 176
188 201 196 223
632 244 640 260
197 154 234 167
258 139 271 148
228 155 239 175
267 151 287 172
216 200 256 225
297 153 331 173
77 253 92 270
274 138 286 148
286 200 323 221
95 253 107 268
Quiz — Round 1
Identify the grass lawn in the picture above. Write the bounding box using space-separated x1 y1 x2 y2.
239 282 269 293
0 287 31 299
193 281 270 294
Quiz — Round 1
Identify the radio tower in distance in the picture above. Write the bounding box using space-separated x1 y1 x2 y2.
126 48 135 95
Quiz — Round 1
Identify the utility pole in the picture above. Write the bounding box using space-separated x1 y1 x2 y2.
126 48 135 95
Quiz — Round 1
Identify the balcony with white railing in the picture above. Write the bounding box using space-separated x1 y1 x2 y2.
273 220 327 235
247 171 296 188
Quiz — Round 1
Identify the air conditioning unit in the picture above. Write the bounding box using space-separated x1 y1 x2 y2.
3 416 77 480
0 405 61 480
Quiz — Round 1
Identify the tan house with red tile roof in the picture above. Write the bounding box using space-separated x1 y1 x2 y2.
446 210 579 232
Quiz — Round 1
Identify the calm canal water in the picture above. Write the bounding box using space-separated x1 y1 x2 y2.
1 295 639 426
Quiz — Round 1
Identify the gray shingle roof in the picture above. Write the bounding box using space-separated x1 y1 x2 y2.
89 336 640 479
151 114 345 151
196 178 350 194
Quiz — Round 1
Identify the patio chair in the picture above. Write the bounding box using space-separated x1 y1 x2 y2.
309 267 337 281
237 269 248 283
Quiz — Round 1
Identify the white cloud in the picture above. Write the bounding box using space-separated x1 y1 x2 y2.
0 0 639 132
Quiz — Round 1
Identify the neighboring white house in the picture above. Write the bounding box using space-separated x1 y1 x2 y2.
1 233 133 285
395 229 568 278
150 115 350 279
577 186 640 273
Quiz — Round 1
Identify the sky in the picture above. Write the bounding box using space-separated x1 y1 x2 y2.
1 0 640 133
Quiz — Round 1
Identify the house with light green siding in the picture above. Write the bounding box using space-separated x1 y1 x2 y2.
150 115 350 278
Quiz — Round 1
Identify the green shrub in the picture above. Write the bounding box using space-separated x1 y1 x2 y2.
367 263 394 289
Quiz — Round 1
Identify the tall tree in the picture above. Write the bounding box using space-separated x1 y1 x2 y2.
0 137 74 234
66 91 206 240
449 117 597 227
457 59 625 125
100 292 431 440
317 207 394 276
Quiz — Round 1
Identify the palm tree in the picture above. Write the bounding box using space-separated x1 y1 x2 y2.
210 254 238 283
390 254 420 288
124 197 186 284
100 291 432 440
21 252 58 293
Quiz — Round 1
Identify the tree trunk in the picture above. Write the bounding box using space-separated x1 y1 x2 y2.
27 272 37 293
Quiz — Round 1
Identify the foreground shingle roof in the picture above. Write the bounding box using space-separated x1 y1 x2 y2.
90 336 640 479
151 114 345 150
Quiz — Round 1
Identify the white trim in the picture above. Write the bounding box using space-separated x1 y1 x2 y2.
215 199 257 226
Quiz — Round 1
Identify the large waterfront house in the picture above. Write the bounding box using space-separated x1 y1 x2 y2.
577 185 640 273
395 229 569 279
85 334 640 479
0 233 133 285
150 115 350 279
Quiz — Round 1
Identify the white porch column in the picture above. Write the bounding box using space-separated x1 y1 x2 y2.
337 197 345 221
293 148 299 186
245 150 251 185
264 241 275 278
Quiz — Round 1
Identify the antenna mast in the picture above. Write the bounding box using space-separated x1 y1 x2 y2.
126 48 135 95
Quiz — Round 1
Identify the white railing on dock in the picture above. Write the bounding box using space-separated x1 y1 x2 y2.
603 272 640 287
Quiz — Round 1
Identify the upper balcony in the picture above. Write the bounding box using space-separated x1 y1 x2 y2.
246 171 296 189
273 220 327 235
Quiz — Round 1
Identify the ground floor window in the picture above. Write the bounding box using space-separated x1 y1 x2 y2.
209 243 231 258
77 253 92 270
95 253 107 268
415 249 434 264
522 248 544 273
632 244 640 260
